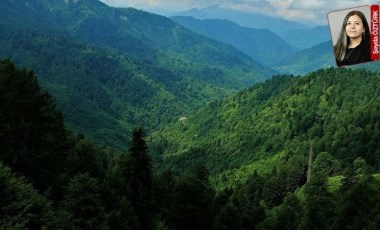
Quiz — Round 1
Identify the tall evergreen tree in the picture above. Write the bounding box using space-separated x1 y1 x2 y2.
128 127 153 230
0 59 70 191
171 165 215 230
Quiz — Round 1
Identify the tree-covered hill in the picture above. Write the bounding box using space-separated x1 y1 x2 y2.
172 4 308 34
0 27 235 149
275 41 335 75
0 0 275 149
277 25 330 49
170 16 299 66
149 67 380 188
2 54 380 230
0 0 274 84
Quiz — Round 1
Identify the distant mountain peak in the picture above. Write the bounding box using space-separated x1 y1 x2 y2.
171 15 298 66
173 5 308 34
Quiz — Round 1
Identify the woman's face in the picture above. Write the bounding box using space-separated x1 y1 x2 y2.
345 14 365 39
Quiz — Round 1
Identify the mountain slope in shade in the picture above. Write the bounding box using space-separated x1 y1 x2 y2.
171 16 299 66
278 25 331 49
1 0 275 87
0 0 276 149
275 41 380 75
274 41 335 75
172 4 309 34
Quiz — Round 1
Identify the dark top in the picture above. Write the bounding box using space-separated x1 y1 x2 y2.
336 40 371 67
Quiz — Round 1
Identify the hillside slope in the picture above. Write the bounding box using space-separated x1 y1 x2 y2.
171 16 298 66
173 4 308 34
150 68 380 187
277 25 330 49
0 0 275 149
275 41 335 75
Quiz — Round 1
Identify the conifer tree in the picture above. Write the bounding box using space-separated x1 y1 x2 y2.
171 165 214 230
0 59 69 191
128 127 153 230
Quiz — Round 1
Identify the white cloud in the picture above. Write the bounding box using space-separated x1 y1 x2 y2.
99 0 375 25
289 0 326 10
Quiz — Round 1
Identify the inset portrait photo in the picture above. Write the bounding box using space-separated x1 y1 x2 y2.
328 5 379 67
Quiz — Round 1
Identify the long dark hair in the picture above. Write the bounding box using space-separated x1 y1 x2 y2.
333 10 370 62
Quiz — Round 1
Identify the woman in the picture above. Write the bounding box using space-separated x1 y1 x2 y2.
334 10 371 67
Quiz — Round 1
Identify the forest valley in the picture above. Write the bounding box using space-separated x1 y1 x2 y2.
1 59 380 229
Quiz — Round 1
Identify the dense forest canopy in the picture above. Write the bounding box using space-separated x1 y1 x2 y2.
1 60 380 229
0 0 275 150
150 67 380 188
1 1 380 229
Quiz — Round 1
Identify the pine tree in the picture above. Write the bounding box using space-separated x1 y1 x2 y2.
170 165 215 230
0 59 69 191
128 127 153 230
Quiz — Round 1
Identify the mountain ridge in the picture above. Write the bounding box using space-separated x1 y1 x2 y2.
170 16 299 66
172 4 309 34
149 67 380 188
0 0 276 149
277 25 330 49
275 41 335 75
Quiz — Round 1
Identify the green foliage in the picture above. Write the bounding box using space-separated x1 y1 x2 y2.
1 1 380 228
326 175 344 193
128 128 154 230
302 172 334 230
150 68 380 189
257 193 302 230
171 165 215 230
313 152 341 177
212 171 266 229
1 60 380 229
275 41 335 75
171 16 298 66
59 173 106 229
0 163 52 229
64 137 103 178
0 59 70 191
333 174 380 229
0 0 274 150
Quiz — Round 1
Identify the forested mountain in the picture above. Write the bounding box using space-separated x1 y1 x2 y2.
2 1 380 229
2 59 380 230
274 40 380 75
275 41 335 75
0 0 275 149
169 12 333 73
277 25 330 49
171 16 299 66
173 4 308 34
150 67 380 189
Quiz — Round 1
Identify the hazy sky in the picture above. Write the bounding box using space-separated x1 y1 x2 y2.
99 0 375 25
